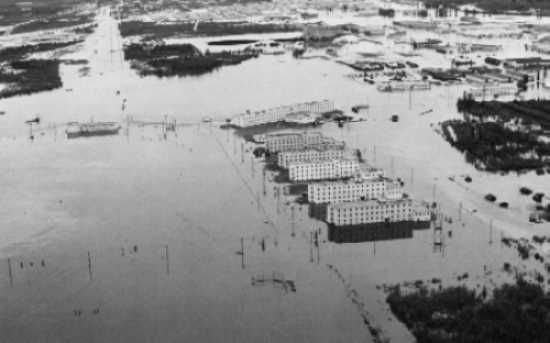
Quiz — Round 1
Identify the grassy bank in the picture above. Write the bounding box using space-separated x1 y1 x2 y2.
387 278 550 343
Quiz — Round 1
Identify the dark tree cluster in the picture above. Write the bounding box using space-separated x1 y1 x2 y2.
0 59 62 99
387 279 550 343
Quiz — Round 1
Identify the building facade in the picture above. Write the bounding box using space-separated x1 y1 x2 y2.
266 132 345 153
288 159 358 182
278 148 345 168
326 199 430 226
308 177 403 204
232 100 335 128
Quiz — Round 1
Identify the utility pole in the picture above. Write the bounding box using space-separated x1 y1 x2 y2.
7 258 13 288
240 238 245 269
241 142 244 164
290 206 296 237
408 85 412 110
262 169 267 196
165 245 170 275
309 232 314 263
315 231 320 263
489 220 493 245
276 187 281 214
87 251 93 281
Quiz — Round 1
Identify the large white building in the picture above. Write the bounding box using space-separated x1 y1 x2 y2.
266 132 345 153
308 177 403 204
326 199 430 226
232 100 335 128
288 159 358 182
278 148 345 168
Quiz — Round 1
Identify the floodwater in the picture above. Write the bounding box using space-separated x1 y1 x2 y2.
2 6 550 343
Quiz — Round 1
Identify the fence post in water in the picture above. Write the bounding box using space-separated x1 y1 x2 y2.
87 251 93 281
7 258 13 288
458 202 463 222
165 245 170 275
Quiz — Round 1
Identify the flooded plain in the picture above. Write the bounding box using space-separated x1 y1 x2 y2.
2 6 550 343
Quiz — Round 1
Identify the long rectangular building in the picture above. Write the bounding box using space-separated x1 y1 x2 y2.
308 177 402 204
266 132 345 153
326 199 430 226
278 148 345 168
288 159 358 182
232 100 335 128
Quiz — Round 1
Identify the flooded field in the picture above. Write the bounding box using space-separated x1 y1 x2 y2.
2 5 550 343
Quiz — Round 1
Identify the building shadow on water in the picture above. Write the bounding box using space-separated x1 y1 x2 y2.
327 222 430 244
